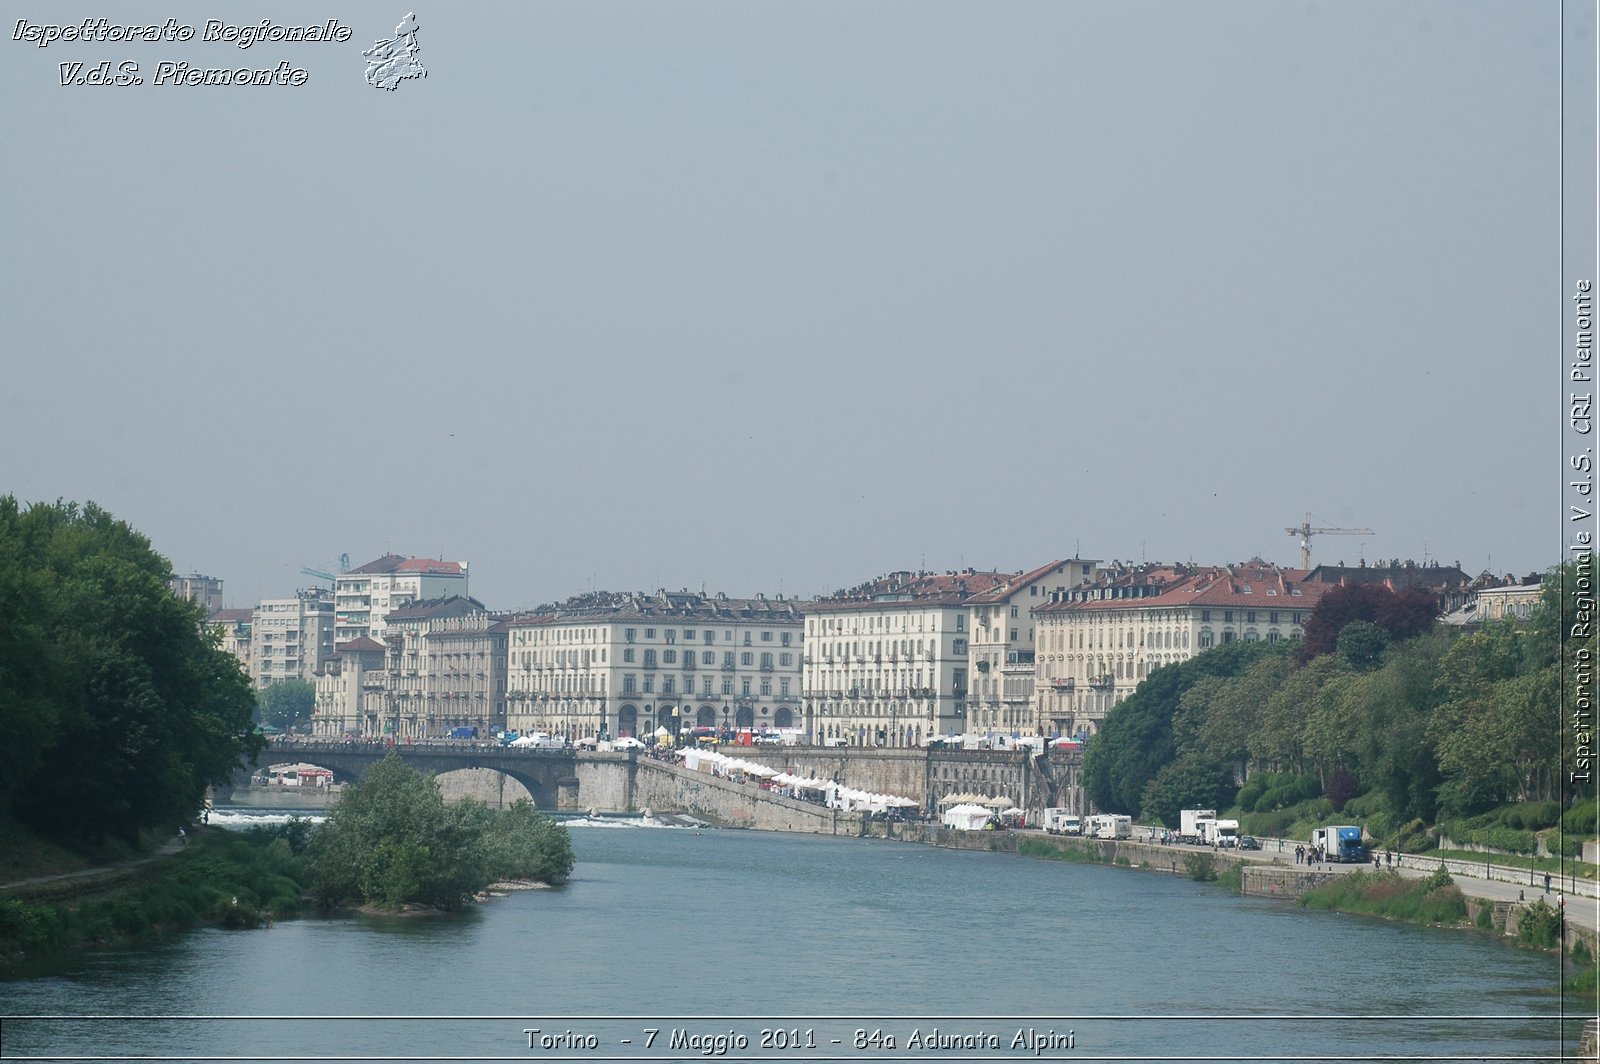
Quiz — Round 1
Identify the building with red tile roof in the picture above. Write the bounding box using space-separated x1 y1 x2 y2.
333 554 469 645
965 559 1101 738
1031 560 1335 736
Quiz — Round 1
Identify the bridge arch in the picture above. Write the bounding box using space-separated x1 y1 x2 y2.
246 742 575 810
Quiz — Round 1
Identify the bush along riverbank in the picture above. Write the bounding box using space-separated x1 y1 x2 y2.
1299 865 1468 925
0 825 309 975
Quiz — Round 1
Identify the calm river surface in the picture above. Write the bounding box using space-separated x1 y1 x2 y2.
0 815 1578 1062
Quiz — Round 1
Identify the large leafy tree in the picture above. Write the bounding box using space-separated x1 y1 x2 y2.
1299 583 1436 662
0 497 262 844
1082 640 1287 815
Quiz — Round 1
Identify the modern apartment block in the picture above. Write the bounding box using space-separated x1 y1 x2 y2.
251 589 335 688
170 572 224 614
502 591 805 742
333 554 468 645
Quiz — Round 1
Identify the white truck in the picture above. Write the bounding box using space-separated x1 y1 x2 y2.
1179 808 1217 845
1088 814 1132 840
1201 818 1240 847
1043 809 1082 836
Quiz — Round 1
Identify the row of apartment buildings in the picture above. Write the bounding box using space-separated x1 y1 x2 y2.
184 553 1529 746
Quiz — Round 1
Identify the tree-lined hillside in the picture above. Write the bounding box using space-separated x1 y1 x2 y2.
1082 564 1590 842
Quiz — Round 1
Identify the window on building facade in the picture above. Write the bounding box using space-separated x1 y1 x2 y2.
645 628 656 639
741 651 754 666
664 649 677 664
780 652 792 667
762 631 772 642
760 652 773 669
643 676 655 693
724 651 735 668
625 628 636 641
623 675 636 693
663 677 675 694
643 649 656 667
722 678 733 695
702 650 714 665
684 630 696 640
1010 628 1018 641
781 632 791 645
760 678 771 695
741 678 751 696
780 678 790 696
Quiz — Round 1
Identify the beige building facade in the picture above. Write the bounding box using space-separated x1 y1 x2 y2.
965 559 1099 738
1032 561 1331 737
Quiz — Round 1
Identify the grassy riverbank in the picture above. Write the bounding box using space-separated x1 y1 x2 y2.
1299 866 1468 925
0 825 308 975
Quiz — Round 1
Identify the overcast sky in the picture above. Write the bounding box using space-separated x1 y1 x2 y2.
2 2 1587 610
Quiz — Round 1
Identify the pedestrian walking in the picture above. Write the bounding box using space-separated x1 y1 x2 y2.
1545 872 1552 894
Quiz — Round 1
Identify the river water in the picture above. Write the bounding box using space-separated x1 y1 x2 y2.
0 812 1578 1062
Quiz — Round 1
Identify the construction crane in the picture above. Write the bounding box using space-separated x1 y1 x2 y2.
300 555 352 587
1285 514 1374 569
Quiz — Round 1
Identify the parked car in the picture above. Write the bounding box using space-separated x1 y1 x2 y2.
1238 835 1262 850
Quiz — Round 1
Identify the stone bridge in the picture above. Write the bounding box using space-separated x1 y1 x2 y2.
241 741 585 809
237 740 1084 827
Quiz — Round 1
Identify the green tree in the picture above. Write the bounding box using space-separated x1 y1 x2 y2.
1082 641 1286 815
1337 620 1391 672
0 498 262 844
1139 754 1234 827
258 679 316 730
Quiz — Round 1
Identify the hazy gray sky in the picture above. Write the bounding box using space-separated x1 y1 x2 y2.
2 2 1585 610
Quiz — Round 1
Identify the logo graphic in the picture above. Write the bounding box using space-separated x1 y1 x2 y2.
363 13 424 90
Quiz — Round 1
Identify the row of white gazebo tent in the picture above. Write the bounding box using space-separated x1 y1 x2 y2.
937 792 1022 831
676 748 921 814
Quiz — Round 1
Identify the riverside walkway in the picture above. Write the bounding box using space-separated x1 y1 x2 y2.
1133 830 1599 935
